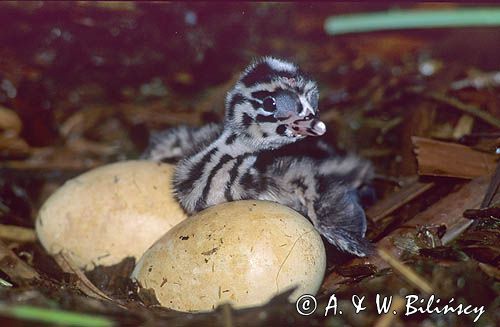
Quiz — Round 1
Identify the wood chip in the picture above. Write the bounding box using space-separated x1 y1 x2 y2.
413 136 497 179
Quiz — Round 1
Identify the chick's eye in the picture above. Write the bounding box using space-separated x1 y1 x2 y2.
262 96 276 112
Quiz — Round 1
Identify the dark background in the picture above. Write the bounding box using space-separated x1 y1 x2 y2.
0 2 498 326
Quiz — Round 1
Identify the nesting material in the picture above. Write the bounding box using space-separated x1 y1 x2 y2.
132 200 326 312
413 136 497 179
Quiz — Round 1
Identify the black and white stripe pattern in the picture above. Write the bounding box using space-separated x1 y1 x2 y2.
173 130 257 213
143 57 373 257
224 57 320 148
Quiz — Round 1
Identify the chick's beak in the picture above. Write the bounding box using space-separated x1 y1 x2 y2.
272 95 326 137
274 110 326 137
289 100 326 136
291 116 326 136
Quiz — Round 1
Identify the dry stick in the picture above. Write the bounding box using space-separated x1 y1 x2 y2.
322 175 491 292
425 92 500 129
463 207 500 219
377 248 433 294
0 224 36 243
0 240 39 285
53 253 118 305
451 71 500 90
367 178 435 223
477 263 500 280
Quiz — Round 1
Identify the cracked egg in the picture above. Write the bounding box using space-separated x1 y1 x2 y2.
36 160 187 270
131 200 326 311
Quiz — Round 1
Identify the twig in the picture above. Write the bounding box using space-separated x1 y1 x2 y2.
463 207 500 219
425 92 500 129
53 253 116 304
0 224 36 243
377 248 433 295
477 263 500 280
0 277 13 287
451 71 500 90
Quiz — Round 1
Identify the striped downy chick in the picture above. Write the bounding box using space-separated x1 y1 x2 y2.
143 57 373 256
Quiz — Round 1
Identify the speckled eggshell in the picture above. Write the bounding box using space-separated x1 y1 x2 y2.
131 200 326 312
36 160 187 270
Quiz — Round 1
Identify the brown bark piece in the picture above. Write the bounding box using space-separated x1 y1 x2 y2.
413 136 497 179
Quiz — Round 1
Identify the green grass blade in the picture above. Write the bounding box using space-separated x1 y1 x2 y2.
325 8 500 35
0 305 114 327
